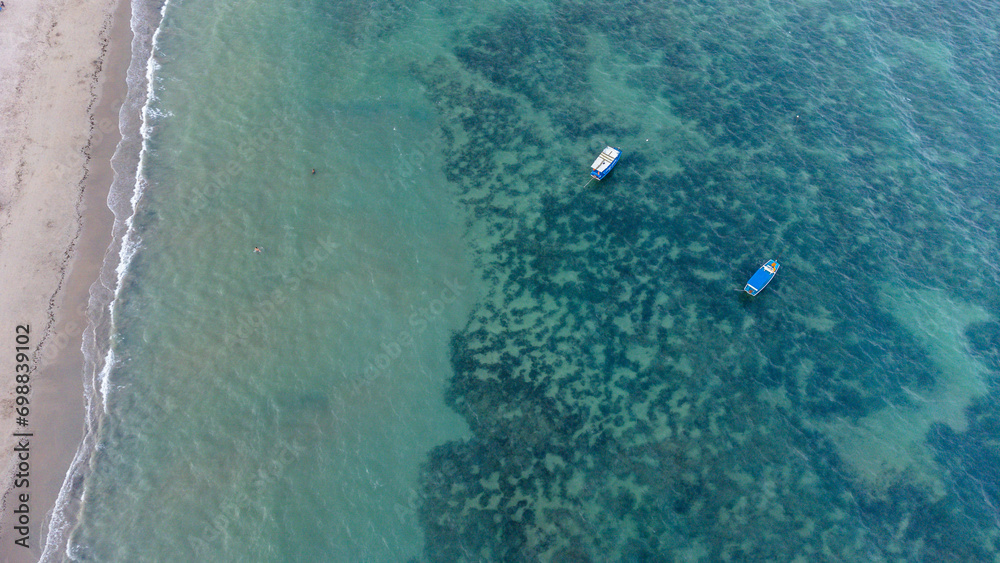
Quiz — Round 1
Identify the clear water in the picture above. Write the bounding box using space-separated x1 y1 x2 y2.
52 0 1000 561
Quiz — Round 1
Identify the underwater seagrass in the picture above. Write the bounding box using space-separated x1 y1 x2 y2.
413 0 1000 560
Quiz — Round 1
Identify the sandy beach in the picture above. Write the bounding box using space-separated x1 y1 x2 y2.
0 0 131 559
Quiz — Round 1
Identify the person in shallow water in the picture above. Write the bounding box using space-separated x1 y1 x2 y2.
253 246 262 253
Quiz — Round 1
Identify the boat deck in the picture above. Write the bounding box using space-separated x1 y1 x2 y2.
591 147 621 179
745 260 780 295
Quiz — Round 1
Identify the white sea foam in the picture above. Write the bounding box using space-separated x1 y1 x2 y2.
39 0 171 560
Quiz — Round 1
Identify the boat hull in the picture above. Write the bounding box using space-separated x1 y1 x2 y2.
744 259 780 295
591 147 621 180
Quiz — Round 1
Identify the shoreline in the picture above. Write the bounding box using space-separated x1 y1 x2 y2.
0 0 133 559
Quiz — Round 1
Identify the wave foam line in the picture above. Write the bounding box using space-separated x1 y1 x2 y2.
39 0 171 560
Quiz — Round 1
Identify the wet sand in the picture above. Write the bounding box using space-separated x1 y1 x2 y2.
0 0 131 559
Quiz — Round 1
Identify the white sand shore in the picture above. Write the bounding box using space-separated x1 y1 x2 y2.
0 0 130 559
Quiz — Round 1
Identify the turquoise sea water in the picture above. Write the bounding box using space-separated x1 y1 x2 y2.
46 0 1000 560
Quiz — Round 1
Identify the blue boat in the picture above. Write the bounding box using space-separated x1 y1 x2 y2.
744 259 780 295
590 146 621 180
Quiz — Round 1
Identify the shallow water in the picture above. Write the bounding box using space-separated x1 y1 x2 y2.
57 0 1000 560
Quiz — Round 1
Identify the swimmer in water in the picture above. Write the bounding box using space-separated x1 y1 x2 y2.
254 246 262 253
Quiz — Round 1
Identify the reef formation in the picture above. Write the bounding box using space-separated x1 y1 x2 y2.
412 1 1000 560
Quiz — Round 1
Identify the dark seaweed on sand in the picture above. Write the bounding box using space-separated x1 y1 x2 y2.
412 0 1000 560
